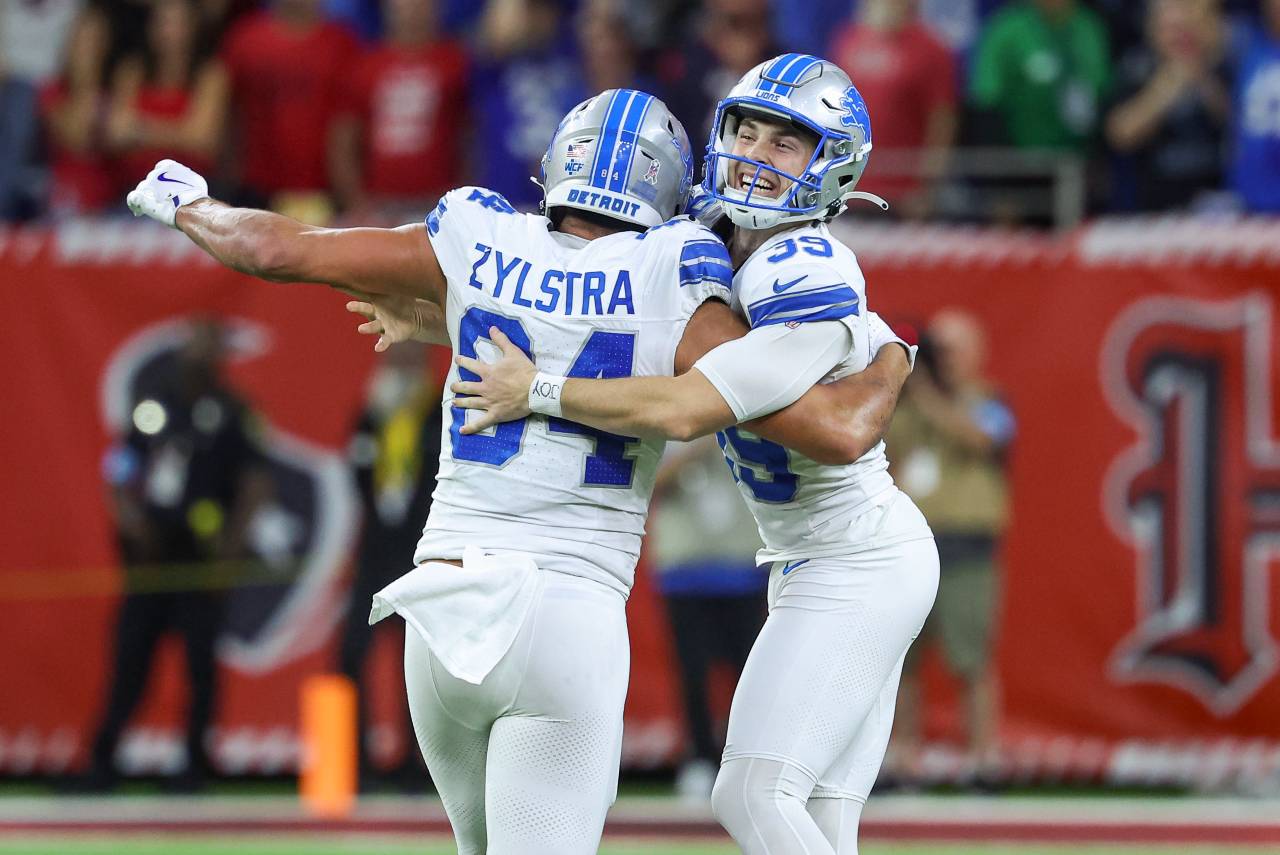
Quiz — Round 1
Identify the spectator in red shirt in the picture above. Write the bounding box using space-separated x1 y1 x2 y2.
830 0 958 218
104 0 228 194
221 0 358 214
329 0 469 219
41 6 116 216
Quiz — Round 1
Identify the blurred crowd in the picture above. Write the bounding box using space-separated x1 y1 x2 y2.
3 0 1280 227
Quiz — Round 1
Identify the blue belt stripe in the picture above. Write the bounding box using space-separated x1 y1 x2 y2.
608 92 654 193
590 90 633 190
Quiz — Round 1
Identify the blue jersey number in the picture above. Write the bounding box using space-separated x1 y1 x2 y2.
766 236 832 263
451 309 534 466
716 427 798 503
548 331 640 487
452 307 639 486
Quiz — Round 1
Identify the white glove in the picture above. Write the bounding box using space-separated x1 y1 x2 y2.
126 158 209 228
867 310 917 370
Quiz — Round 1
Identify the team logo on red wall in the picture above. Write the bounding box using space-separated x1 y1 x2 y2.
100 318 357 674
1101 295 1280 715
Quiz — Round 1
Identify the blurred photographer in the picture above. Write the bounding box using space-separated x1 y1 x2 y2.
87 318 272 792
886 309 1014 782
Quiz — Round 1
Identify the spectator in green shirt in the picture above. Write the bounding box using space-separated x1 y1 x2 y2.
971 0 1111 151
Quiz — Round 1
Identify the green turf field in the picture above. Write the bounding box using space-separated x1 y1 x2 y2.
0 838 1264 855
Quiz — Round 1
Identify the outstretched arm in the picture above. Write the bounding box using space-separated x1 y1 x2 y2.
175 201 443 301
128 159 446 303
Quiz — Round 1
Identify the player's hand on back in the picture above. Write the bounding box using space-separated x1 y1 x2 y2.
345 291 445 351
126 159 210 228
451 327 536 434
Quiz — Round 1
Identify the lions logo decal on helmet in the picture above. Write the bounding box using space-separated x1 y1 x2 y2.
839 85 871 141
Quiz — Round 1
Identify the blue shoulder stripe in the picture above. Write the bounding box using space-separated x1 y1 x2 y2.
754 303 860 327
424 196 448 236
681 263 734 289
680 240 727 262
679 239 733 288
747 285 860 327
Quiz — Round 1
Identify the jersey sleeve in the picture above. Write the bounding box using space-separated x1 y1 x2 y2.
736 259 863 329
423 185 517 283
673 223 733 316
693 321 854 422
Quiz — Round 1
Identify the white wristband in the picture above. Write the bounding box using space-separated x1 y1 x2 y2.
866 310 917 371
528 372 566 417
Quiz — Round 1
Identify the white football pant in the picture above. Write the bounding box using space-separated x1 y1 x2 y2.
712 498 939 855
403 571 629 855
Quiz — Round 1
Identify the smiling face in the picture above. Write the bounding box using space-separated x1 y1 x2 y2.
728 113 819 201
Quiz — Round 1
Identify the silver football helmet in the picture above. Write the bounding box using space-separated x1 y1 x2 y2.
541 89 695 229
704 53 883 230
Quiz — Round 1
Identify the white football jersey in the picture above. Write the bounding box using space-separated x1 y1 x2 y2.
718 222 929 563
414 187 732 594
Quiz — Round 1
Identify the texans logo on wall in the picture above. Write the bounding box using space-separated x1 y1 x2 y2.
99 317 358 673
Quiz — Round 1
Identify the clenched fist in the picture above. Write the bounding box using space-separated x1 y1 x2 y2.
126 159 210 228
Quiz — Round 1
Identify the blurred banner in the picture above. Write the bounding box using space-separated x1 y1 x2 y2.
1 218 1278 787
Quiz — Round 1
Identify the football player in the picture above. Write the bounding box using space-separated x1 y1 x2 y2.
451 57 938 855
126 87 910 855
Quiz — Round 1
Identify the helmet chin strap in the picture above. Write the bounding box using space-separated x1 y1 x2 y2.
532 175 549 217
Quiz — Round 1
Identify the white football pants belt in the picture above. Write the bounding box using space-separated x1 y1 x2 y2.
370 545 543 685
